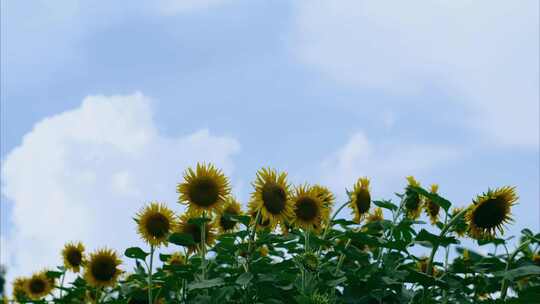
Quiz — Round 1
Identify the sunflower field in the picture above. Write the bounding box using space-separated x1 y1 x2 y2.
4 164 540 303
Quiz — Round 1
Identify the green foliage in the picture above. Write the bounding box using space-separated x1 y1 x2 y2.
8 183 540 304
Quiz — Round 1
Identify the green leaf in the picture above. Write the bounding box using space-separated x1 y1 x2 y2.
46 270 63 279
124 247 148 260
410 186 451 211
188 278 225 290
496 265 540 280
169 232 196 246
235 272 253 285
415 229 458 247
326 276 347 287
373 200 398 211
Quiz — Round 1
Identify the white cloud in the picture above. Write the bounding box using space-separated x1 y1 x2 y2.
1 92 240 285
321 131 459 198
294 0 539 147
157 0 230 15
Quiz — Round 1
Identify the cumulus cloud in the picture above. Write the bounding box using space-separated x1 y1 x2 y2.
294 0 539 147
1 93 240 284
321 131 459 198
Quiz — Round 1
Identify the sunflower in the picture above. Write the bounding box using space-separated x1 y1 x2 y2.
291 185 329 233
313 185 335 224
12 277 29 301
215 196 243 233
62 241 85 272
450 207 468 237
366 207 384 223
167 252 186 266
177 163 231 215
348 177 371 223
135 202 176 247
404 176 422 220
248 168 294 228
417 257 437 276
84 248 122 288
462 249 470 261
424 184 440 225
259 245 269 257
466 186 517 239
532 254 540 266
24 271 53 300
176 212 216 253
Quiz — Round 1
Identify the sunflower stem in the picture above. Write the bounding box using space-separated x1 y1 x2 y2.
148 245 154 304
58 269 66 299
426 208 468 276
201 211 207 281
335 239 351 276
317 201 349 255
246 208 262 272
500 239 531 299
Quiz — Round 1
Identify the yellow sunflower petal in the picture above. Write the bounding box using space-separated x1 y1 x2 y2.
84 248 122 288
466 186 517 239
291 184 329 233
177 163 231 215
176 212 216 254
24 271 53 300
62 241 85 273
348 177 371 223
136 202 176 246
248 168 294 229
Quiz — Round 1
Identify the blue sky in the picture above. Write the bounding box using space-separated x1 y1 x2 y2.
1 0 539 285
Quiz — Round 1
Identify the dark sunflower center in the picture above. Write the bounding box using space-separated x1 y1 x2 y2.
427 201 440 216
220 210 238 231
262 183 286 214
188 177 220 207
184 223 203 243
472 197 507 229
405 190 420 211
91 257 117 282
355 189 371 213
29 279 46 294
145 213 170 238
66 249 83 267
295 197 319 221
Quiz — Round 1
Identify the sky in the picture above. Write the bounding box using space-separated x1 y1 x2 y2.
1 0 539 288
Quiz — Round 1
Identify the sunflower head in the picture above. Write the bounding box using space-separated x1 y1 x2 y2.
62 241 85 273
176 212 216 253
290 185 329 233
404 176 422 220
366 207 384 223
259 245 269 257
466 186 518 239
348 177 371 223
248 168 294 229
424 184 441 225
447 207 467 237
24 271 53 300
84 248 122 288
167 252 186 266
177 163 231 215
12 277 29 301
216 196 243 233
135 202 176 247
533 254 540 266
463 249 470 261
312 185 335 224
417 257 436 276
